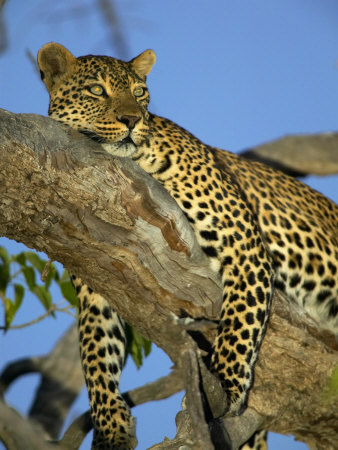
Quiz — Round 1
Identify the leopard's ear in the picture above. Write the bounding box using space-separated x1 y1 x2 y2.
37 43 76 91
130 49 156 78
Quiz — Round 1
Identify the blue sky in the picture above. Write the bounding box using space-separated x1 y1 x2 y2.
1 1 337 449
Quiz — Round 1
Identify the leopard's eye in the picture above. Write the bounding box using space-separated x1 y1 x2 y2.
133 86 146 97
89 85 104 96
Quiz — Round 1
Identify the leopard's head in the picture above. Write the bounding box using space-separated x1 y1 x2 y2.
38 43 156 156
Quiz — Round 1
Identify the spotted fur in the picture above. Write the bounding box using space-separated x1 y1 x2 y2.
240 430 268 450
72 276 136 449
38 43 338 449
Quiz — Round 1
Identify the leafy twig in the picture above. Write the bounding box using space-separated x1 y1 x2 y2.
0 301 75 330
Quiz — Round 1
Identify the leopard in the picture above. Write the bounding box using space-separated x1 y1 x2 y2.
240 430 268 450
37 42 338 450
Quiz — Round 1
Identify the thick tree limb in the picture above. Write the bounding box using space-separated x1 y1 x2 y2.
0 109 337 449
241 132 338 176
0 399 57 450
0 324 84 440
0 358 39 393
28 324 84 439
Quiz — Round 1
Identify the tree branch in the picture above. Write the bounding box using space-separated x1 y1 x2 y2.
97 0 129 58
28 324 84 439
0 324 84 440
123 368 184 407
0 399 57 450
0 108 337 449
241 132 338 176
0 301 74 330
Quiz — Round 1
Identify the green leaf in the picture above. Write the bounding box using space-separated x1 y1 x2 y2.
14 283 24 308
4 298 15 329
13 252 26 266
25 251 46 273
0 247 9 263
22 266 36 290
126 325 152 369
59 280 78 306
44 263 59 289
0 263 10 292
52 265 60 282
44 269 53 289
142 338 152 357
4 284 25 329
0 247 10 292
60 269 71 282
32 285 52 310
4 287 23 329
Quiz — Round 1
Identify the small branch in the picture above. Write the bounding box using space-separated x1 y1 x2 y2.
123 368 184 407
25 48 40 75
97 0 129 58
0 301 75 330
60 411 92 450
41 259 53 281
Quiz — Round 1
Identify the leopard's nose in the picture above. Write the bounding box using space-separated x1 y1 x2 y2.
118 114 141 130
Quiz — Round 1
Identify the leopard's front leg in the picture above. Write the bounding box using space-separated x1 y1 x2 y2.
211 231 274 415
72 275 137 450
157 159 275 416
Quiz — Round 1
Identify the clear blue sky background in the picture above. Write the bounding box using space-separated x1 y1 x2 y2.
1 1 337 449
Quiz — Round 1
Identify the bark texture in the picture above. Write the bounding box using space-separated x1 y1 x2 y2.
0 108 337 449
